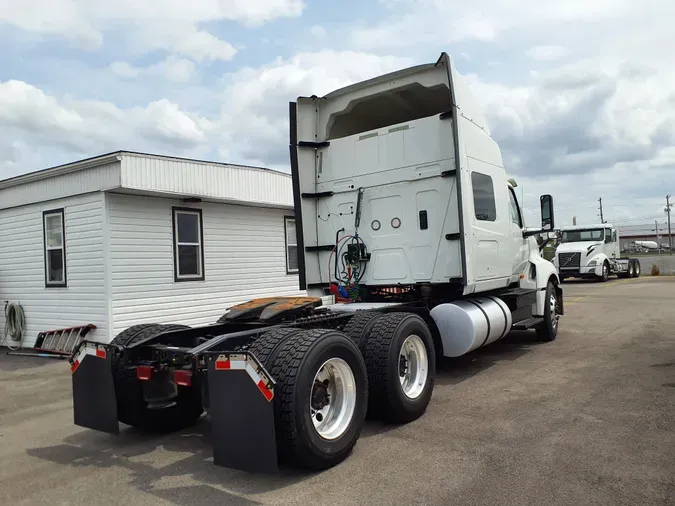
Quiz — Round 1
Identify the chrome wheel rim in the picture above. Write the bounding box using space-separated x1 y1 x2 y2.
310 358 356 440
549 293 559 330
398 334 429 399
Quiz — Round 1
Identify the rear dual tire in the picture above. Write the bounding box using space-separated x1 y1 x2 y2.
361 312 436 424
253 328 368 471
248 312 437 470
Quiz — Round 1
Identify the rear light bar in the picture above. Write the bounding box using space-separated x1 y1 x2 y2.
136 365 152 381
135 365 192 386
174 369 192 387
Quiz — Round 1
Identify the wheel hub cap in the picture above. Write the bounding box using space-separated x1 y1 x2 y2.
398 334 428 399
310 358 356 440
549 293 559 329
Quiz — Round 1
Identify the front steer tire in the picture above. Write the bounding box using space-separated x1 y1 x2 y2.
267 328 368 471
111 323 204 433
536 280 560 342
364 312 436 424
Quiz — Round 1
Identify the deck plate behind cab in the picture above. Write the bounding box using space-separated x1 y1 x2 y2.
224 296 323 322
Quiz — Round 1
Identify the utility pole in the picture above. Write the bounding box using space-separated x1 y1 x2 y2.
598 198 605 223
666 195 672 254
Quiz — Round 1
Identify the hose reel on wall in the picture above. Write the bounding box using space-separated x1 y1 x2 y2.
3 302 26 350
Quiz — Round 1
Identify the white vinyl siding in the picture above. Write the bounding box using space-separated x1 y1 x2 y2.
0 161 121 211
0 193 108 348
120 153 293 209
0 152 302 349
108 193 305 337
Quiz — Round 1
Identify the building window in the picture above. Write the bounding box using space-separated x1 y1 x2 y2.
471 172 496 221
172 207 204 281
285 216 299 273
43 208 67 287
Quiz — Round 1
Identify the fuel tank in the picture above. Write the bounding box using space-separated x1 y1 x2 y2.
429 296 512 358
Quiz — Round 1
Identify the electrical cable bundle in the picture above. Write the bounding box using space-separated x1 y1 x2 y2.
328 234 368 302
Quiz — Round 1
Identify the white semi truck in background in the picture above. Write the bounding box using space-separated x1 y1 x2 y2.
553 224 641 281
68 52 565 474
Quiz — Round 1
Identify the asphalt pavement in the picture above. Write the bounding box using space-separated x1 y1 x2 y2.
0 276 674 505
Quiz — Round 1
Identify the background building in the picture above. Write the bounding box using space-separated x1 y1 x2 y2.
617 223 672 252
0 151 306 349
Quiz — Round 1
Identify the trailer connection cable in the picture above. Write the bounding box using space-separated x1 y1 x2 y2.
328 233 368 301
2 302 25 351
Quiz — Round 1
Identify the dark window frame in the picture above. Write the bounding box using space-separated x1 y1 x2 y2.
42 208 67 288
284 215 299 274
507 186 524 229
605 227 613 243
172 206 205 282
471 171 497 222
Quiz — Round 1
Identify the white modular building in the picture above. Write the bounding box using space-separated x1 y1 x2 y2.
0 151 306 349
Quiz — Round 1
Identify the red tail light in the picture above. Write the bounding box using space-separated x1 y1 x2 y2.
136 365 152 381
174 370 192 387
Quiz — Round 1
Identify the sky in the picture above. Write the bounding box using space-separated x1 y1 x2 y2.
0 0 673 230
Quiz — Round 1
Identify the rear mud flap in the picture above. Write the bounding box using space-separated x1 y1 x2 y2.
70 342 119 435
206 352 278 474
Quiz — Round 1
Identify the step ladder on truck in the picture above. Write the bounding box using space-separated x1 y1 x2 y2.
68 52 565 474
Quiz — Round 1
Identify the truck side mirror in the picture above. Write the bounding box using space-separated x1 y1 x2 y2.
540 194 554 231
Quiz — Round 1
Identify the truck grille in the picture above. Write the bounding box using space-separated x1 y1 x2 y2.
558 252 581 269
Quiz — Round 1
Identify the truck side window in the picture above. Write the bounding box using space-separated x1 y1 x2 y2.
605 228 612 243
471 172 496 222
508 188 523 228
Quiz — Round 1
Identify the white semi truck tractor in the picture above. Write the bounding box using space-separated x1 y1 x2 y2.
67 52 565 474
553 224 641 281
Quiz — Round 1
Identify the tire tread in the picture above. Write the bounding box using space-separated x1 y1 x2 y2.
268 328 367 469
364 312 435 423
342 311 382 352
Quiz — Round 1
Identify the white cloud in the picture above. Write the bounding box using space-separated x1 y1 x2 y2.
0 0 305 57
349 0 634 50
0 50 410 178
0 79 209 178
465 60 675 178
526 45 568 61
310 25 327 38
110 57 196 83
109 61 141 79
2 0 674 229
172 30 237 62
216 50 413 163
